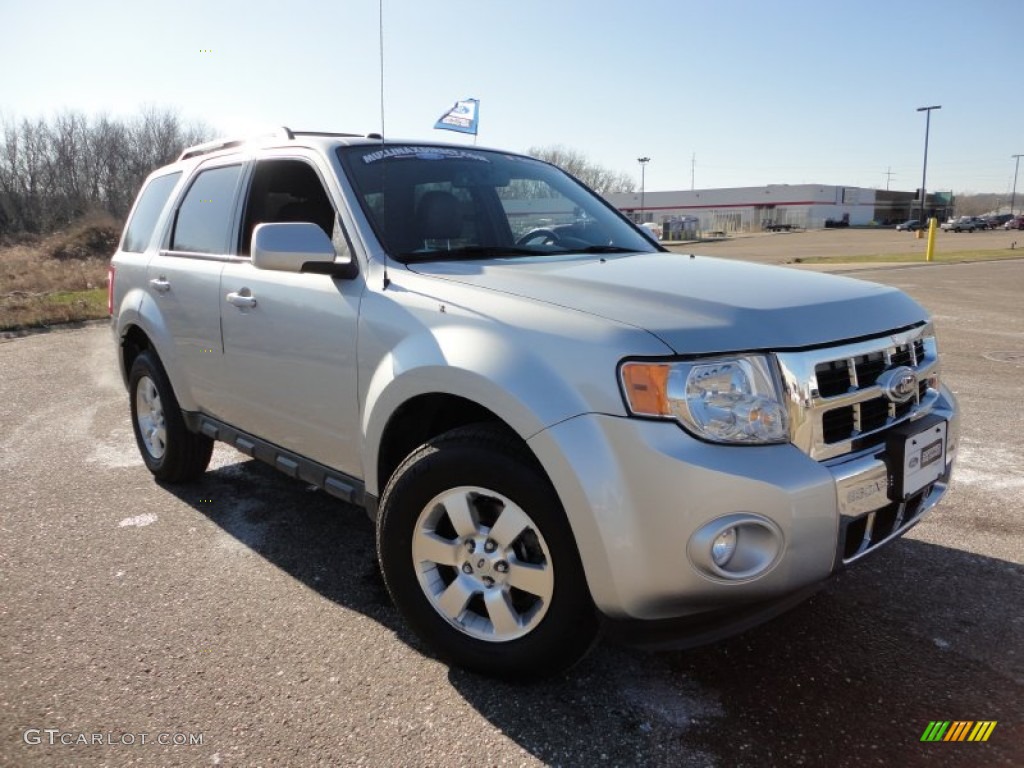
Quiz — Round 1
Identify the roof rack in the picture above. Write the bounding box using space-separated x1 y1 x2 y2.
177 128 371 161
290 130 366 139
177 128 289 161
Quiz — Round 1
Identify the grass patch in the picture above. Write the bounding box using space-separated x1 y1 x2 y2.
0 287 107 331
792 248 1024 265
0 213 119 331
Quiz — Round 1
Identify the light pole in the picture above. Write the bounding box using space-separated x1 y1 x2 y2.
637 156 650 223
916 105 940 224
1011 154 1023 216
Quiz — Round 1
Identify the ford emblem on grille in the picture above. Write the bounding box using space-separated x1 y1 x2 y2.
878 366 917 404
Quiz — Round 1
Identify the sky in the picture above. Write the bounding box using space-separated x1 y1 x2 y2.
2 0 1021 196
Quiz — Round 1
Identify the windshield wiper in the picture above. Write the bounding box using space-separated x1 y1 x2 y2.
398 245 549 262
569 245 639 254
398 243 645 263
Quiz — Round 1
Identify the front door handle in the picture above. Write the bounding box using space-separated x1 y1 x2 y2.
149 277 171 293
226 290 257 309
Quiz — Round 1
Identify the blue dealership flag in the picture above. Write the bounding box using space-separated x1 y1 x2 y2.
434 98 479 135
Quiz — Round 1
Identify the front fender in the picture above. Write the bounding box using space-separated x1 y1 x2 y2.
361 324 595 497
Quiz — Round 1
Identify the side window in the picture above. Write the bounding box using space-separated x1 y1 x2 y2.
170 165 243 254
122 172 181 253
241 159 342 256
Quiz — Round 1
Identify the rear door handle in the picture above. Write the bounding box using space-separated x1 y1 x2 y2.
226 290 257 309
149 277 171 293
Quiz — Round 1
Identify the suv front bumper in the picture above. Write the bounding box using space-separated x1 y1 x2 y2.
527 386 958 623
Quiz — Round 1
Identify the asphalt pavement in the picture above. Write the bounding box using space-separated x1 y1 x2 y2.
1 258 1021 767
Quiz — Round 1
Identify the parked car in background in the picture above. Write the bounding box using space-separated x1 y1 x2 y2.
1004 216 1024 230
639 221 662 241
895 219 921 231
983 214 1013 229
940 217 984 233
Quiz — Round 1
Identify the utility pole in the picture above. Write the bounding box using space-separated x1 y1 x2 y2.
916 105 941 224
1011 154 1023 216
691 152 695 191
638 156 650 222
884 166 895 191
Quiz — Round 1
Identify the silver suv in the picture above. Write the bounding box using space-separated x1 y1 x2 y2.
110 128 959 677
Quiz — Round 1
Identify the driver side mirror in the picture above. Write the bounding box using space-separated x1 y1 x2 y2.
251 222 357 278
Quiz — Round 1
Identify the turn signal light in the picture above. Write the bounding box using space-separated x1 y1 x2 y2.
621 363 671 416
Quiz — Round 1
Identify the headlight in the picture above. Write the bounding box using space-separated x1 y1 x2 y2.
620 355 789 444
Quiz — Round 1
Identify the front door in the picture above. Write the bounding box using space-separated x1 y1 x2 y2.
217 157 364 476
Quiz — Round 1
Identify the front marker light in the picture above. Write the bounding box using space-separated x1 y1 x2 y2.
620 362 671 417
621 355 789 444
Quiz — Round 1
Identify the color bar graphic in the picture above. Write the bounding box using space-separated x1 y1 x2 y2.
920 721 996 742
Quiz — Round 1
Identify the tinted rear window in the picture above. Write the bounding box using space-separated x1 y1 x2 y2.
122 172 181 253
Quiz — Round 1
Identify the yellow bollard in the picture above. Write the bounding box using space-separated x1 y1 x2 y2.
925 217 938 261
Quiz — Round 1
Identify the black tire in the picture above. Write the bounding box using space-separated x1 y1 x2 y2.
377 424 598 678
128 350 213 483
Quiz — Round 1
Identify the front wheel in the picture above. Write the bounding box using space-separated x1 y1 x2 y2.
377 425 598 678
128 350 213 483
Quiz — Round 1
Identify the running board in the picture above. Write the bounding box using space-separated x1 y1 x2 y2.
183 412 365 508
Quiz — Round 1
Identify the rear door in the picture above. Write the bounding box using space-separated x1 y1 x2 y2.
218 154 364 476
146 160 244 412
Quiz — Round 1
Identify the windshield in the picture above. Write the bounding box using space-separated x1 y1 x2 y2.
337 144 659 262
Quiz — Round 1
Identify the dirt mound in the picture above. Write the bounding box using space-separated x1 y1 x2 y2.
46 214 122 260
0 230 42 249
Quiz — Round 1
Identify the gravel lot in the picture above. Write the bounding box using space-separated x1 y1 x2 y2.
1 252 1021 767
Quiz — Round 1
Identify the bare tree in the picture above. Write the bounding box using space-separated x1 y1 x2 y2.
953 192 1000 217
527 145 637 195
0 108 214 237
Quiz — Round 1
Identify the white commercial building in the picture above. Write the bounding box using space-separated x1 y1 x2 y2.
605 185 949 236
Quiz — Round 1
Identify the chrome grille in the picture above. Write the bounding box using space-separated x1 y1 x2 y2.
776 324 940 461
841 487 930 562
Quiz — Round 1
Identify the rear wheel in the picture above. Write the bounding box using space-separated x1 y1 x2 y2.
377 425 598 678
128 351 213 482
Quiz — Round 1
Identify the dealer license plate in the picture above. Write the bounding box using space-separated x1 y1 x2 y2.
898 421 947 498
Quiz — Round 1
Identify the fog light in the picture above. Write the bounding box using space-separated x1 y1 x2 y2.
688 514 784 582
711 527 738 567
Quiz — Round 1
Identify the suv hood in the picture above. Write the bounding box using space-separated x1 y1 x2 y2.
408 253 927 354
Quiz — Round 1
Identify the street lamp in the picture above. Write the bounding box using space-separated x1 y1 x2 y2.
916 105 941 225
1011 154 1023 216
637 156 650 223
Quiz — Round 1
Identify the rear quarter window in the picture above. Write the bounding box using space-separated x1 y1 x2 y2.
121 172 182 253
